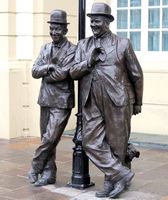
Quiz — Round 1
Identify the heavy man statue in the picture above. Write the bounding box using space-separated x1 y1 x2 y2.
70 3 143 198
28 10 75 187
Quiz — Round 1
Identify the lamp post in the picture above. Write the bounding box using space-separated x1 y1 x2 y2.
68 0 94 189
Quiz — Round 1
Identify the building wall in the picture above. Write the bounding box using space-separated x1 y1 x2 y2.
0 0 78 139
132 59 168 135
0 0 168 139
0 0 15 139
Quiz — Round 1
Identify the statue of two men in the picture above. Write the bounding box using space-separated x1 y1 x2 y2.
28 3 143 199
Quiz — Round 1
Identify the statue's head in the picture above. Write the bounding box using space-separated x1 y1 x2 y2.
47 10 69 44
87 3 114 37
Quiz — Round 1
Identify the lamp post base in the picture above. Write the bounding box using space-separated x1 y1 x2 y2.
67 182 95 189
67 142 94 189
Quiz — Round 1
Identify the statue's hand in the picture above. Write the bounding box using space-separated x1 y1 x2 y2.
133 105 142 115
48 63 61 73
48 65 56 73
88 48 101 67
97 47 106 62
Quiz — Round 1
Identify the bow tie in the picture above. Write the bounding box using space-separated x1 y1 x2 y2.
52 44 61 48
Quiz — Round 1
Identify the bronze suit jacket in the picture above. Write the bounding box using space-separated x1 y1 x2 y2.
32 38 75 108
70 32 143 107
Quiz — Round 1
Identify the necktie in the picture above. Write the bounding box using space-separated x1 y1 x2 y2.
94 38 107 62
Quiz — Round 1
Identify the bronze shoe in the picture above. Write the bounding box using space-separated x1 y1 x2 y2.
34 177 56 187
95 180 113 198
28 169 38 184
109 171 134 199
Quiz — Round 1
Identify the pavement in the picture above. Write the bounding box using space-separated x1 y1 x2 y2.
0 133 168 200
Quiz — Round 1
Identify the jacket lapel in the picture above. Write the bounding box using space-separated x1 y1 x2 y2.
47 43 53 64
104 33 116 55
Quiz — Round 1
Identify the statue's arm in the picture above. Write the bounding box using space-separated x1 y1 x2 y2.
125 40 143 112
69 42 92 80
32 45 49 79
45 46 76 82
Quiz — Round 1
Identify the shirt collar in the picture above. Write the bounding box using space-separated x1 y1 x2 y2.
94 30 112 40
93 31 116 46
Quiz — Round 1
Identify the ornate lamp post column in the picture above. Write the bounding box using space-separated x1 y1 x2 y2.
68 0 94 189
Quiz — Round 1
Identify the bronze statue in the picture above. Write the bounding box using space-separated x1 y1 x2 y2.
70 2 143 198
28 9 75 187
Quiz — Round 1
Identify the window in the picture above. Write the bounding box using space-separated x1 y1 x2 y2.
115 0 168 52
148 31 160 50
117 10 128 29
148 0 168 51
162 31 168 50
148 8 160 28
130 9 141 29
116 0 141 51
163 0 168 4
130 0 141 6
162 8 168 28
117 0 128 7
149 0 160 6
130 32 141 50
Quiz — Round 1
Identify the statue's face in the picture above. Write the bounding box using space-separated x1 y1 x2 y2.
90 16 108 37
49 23 65 44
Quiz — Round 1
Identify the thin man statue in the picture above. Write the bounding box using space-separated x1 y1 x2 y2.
28 9 75 187
70 3 143 198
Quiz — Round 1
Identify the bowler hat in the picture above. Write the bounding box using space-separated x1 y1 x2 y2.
87 3 114 22
47 9 69 24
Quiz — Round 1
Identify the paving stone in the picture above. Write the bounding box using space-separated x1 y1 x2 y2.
0 136 168 200
121 191 161 200
68 190 161 200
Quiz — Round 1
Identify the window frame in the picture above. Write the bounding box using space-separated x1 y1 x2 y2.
111 0 168 61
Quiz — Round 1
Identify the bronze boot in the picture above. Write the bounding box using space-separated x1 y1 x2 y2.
34 169 56 187
109 171 134 198
28 168 38 184
34 177 55 187
95 180 113 198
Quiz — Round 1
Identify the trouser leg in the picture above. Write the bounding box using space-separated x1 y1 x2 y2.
39 107 57 178
104 101 133 166
31 107 71 174
41 149 57 180
40 107 50 140
103 97 139 168
82 93 130 182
